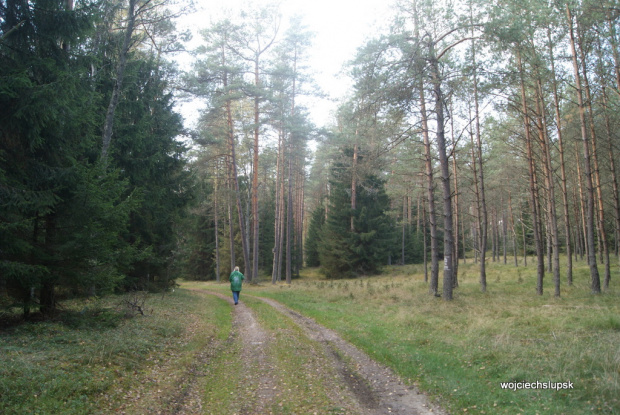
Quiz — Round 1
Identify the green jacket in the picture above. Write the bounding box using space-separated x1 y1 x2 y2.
229 270 244 292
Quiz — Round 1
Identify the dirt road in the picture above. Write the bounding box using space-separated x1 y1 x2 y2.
187 291 447 415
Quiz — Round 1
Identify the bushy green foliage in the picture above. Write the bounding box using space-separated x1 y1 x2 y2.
0 0 128 315
110 58 191 291
319 153 394 278
174 177 217 281
0 0 189 316
304 204 325 267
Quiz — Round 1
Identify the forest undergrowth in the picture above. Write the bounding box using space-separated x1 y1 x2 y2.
0 289 231 414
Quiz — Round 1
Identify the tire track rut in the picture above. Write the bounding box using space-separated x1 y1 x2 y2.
255 296 448 415
206 291 278 414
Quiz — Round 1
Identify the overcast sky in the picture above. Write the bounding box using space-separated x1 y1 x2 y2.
175 0 394 128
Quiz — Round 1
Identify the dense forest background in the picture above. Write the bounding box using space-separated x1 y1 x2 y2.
2 0 620 317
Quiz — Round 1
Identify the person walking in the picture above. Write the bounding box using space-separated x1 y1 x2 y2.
229 266 244 305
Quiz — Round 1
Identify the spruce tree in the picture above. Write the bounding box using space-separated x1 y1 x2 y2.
0 0 131 315
319 154 393 278
319 166 356 278
111 58 191 291
349 174 394 274
305 205 325 267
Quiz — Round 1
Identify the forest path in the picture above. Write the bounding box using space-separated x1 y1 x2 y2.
216 291 279 414
183 290 448 415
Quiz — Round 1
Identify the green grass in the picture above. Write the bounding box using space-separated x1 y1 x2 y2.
0 289 231 414
227 258 620 415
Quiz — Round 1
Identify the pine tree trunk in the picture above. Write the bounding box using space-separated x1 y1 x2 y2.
607 14 620 260
251 59 260 283
351 141 358 232
517 49 545 295
469 2 487 292
423 201 428 283
601 85 620 276
574 145 588 262
416 193 421 236
581 19 605 266
598 43 620 267
462 203 467 264
285 106 294 283
577 25 610 288
408 193 412 227
402 196 406 265
286 154 293 284
227 172 235 272
567 5 601 293
429 53 454 301
226 82 250 279
508 192 518 267
451 146 459 286
469 118 484 290
547 29 573 285
535 79 560 297
214 161 220 282
520 209 527 267
272 126 284 283
277 165 286 282
492 207 497 263
295 165 305 274
420 85 439 295
473 218 478 264
412 0 438 294
502 205 507 265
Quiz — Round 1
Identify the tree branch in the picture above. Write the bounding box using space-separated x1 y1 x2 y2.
0 20 25 43
436 37 479 61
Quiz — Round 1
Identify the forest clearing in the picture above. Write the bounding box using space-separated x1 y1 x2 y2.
1 261 618 414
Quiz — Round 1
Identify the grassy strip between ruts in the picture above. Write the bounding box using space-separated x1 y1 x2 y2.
191 291 356 415
207 259 620 415
242 297 354 414
0 288 231 414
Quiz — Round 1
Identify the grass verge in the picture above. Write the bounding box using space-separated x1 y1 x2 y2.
0 288 231 414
